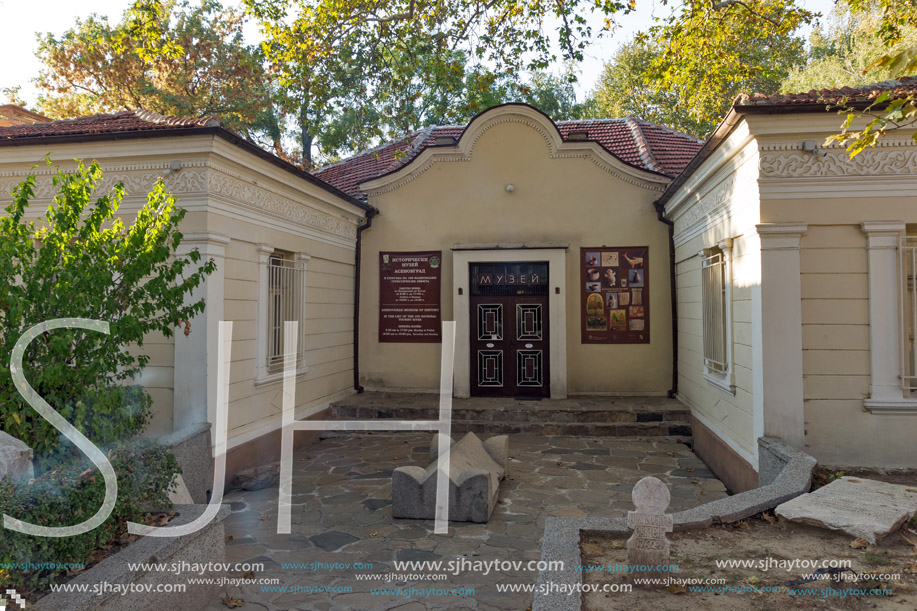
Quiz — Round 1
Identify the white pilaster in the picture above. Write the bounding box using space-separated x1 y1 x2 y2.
255 244 275 383
756 223 807 449
173 233 230 437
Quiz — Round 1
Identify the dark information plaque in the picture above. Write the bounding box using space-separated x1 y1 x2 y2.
581 246 649 344
379 251 442 342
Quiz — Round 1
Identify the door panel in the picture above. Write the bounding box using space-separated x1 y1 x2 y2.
469 262 549 397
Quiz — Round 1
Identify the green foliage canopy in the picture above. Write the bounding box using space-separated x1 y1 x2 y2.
0 162 215 456
35 0 270 133
243 0 631 165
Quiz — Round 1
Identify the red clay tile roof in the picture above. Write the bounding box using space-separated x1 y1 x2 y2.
0 108 374 210
313 113 704 200
0 109 220 140
736 76 917 108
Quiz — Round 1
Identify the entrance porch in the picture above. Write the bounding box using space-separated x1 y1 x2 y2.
330 393 691 439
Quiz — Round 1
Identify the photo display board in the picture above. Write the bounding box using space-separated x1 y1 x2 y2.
581 246 649 344
379 251 442 342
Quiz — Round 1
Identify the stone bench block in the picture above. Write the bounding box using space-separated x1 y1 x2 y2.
393 432 508 523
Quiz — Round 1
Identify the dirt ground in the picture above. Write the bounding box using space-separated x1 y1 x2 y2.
581 515 917 610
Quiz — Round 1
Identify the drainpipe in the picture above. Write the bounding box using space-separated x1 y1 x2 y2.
353 208 377 393
653 200 678 398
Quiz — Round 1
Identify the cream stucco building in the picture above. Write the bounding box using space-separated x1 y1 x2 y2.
658 79 917 490
316 104 701 400
0 110 369 480
2 79 916 492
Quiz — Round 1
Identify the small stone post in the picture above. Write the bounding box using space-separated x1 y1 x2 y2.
626 476 674 584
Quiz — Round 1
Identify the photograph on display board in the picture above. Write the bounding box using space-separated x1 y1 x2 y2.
585 251 600 266
587 267 601 282
601 252 619 267
628 268 645 287
619 291 630 306
586 293 606 330
609 310 627 331
606 292 618 309
586 282 601 293
602 268 617 288
632 288 643 305
630 305 644 318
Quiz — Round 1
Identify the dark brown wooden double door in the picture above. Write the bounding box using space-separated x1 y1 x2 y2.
469 262 549 398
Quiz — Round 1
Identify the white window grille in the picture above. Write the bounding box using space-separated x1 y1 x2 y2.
702 250 727 373
700 239 734 393
267 253 306 372
899 236 917 392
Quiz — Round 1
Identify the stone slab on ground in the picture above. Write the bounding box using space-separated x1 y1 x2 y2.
0 430 33 483
776 476 917 544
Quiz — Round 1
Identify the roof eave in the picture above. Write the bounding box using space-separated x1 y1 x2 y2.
357 103 676 195
655 107 744 213
0 126 373 214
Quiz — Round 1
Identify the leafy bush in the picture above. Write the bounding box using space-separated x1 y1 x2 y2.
0 161 215 457
0 440 180 596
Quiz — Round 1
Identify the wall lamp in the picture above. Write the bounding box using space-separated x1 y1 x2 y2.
802 141 828 157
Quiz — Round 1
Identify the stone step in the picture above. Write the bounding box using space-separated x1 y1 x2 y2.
330 404 690 425
322 417 691 439
446 420 691 438
327 393 693 439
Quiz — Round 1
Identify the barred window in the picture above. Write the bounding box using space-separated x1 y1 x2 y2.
700 239 734 394
702 248 727 374
255 245 309 384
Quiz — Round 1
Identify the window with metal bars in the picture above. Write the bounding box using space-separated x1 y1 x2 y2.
899 235 917 393
702 249 727 374
267 252 305 372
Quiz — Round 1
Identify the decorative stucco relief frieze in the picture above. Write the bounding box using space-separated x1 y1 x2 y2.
760 148 917 178
673 173 740 235
208 167 357 239
0 162 357 240
0 163 209 202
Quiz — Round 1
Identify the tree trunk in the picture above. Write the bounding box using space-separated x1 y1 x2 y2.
300 104 313 169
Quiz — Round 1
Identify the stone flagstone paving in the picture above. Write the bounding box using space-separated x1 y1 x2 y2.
203 433 727 610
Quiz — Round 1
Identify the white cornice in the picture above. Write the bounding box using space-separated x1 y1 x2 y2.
664 122 756 221
359 105 671 196
758 137 917 151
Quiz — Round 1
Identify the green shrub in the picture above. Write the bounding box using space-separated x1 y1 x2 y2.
0 440 180 596
0 160 215 456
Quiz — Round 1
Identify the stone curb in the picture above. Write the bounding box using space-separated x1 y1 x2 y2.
532 437 817 611
158 423 213 504
34 503 230 611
